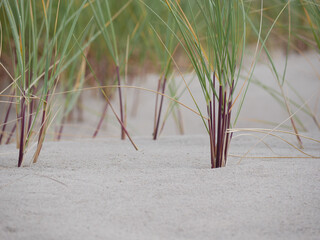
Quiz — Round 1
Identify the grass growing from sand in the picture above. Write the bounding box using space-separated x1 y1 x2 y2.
160 0 247 168
1 0 88 166
0 0 319 168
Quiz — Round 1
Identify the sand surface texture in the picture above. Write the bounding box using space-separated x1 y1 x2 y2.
1 134 320 240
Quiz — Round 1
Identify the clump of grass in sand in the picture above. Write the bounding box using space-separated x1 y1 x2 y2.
162 0 248 168
1 0 88 166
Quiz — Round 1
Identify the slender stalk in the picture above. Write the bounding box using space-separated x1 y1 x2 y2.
72 31 138 151
177 107 184 134
27 99 34 134
312 116 320 130
212 73 216 159
153 78 161 136
207 102 214 168
103 92 138 150
116 65 125 140
220 90 227 167
153 77 167 140
216 85 223 168
57 118 64 141
27 90 35 138
6 124 16 145
224 83 234 165
283 94 303 148
33 95 48 164
18 95 26 167
93 102 109 138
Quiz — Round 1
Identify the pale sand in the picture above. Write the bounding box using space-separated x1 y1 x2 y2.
0 51 320 239
0 133 320 240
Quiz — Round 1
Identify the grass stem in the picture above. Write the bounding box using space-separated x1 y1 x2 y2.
18 94 26 167
93 102 109 138
116 65 125 140
153 77 167 140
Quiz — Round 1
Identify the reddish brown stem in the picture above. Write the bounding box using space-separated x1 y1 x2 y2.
212 73 216 160
116 66 125 140
6 124 16 145
93 102 109 138
57 119 64 141
105 95 138 150
153 77 167 140
153 78 161 136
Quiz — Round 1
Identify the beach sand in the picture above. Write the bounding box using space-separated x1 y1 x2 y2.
0 134 320 240
0 51 320 239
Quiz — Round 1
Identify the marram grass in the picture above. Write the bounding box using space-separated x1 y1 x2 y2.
0 0 319 168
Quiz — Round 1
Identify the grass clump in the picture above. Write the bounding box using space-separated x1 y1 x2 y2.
0 0 318 168
162 0 247 168
0 0 88 166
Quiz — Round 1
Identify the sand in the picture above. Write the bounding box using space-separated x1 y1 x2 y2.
0 51 320 239
1 133 320 240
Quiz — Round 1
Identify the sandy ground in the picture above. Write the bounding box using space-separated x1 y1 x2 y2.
0 51 320 239
0 133 320 240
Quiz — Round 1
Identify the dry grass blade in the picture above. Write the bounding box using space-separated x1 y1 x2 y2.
230 128 320 144
49 85 208 121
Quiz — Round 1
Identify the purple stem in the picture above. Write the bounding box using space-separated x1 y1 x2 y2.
18 95 26 167
216 85 223 168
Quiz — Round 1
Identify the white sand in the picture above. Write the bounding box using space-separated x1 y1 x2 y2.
0 51 320 239
1 133 320 240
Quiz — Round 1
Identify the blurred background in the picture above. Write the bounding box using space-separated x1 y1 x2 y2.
0 0 319 143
